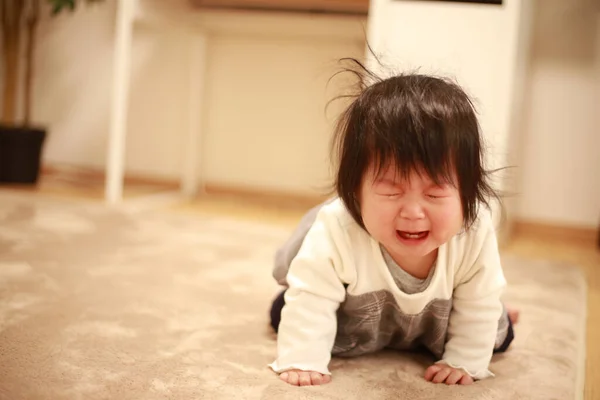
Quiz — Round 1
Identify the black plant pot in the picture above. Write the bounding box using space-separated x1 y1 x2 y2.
0 125 46 184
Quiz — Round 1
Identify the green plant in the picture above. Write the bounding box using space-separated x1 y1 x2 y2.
0 0 103 127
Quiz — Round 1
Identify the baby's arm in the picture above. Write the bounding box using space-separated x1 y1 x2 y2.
269 210 347 385
431 215 506 383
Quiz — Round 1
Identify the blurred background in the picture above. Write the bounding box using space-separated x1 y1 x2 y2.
1 0 598 244
0 0 597 242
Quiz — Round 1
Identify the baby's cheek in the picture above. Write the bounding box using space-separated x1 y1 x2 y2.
364 205 397 239
435 202 463 231
382 207 403 233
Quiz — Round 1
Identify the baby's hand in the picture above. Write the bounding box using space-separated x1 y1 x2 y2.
279 370 332 386
424 364 474 385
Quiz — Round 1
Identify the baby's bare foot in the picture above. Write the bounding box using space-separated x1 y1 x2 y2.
279 370 331 386
508 308 520 324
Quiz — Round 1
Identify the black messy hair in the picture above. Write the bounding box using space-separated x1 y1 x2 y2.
329 57 501 231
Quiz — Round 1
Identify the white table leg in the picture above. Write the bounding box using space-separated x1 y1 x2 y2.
106 0 134 204
181 32 208 198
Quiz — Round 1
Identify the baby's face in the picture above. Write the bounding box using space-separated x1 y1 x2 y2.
359 165 463 269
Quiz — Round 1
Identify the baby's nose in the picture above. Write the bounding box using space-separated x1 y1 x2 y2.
399 201 425 220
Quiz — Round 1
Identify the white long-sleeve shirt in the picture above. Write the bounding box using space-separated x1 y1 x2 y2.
269 198 509 380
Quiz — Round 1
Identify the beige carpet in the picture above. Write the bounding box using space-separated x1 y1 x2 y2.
0 192 586 400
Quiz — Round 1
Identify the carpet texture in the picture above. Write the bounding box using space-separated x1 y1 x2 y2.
0 192 586 399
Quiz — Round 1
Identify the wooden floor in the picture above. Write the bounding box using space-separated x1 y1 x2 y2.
1 168 177 201
2 175 598 399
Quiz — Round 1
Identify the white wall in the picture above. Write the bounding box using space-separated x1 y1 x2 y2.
124 26 190 180
35 0 192 180
516 0 600 228
201 31 363 194
33 1 365 195
34 0 115 169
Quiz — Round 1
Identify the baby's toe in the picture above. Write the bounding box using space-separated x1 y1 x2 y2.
287 371 300 386
298 373 312 386
310 372 323 385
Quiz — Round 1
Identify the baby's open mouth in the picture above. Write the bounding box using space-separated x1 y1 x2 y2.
397 231 429 240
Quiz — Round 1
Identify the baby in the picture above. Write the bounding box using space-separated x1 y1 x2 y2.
268 61 517 386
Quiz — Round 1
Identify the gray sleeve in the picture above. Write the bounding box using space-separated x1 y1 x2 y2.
272 199 332 286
